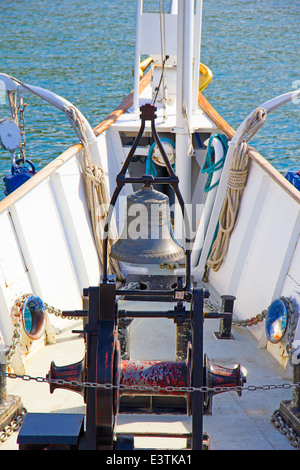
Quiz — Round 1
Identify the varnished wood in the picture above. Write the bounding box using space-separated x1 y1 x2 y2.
198 91 300 205
197 91 235 139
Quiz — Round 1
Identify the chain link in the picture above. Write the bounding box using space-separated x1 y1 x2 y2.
1 369 299 448
0 369 299 395
43 302 80 320
2 294 299 449
6 295 26 366
0 408 26 445
283 296 299 358
17 94 27 161
271 409 300 449
232 309 267 327
204 298 268 326
2 293 81 369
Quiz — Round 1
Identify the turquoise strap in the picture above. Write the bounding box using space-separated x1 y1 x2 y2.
200 133 228 192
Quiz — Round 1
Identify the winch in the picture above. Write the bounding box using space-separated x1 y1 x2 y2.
17 104 246 450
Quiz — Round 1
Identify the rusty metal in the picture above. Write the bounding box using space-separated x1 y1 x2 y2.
29 278 246 450
0 346 9 404
47 358 85 397
120 360 188 394
274 357 300 443
203 354 246 414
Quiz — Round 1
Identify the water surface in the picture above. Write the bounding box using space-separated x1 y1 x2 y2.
0 0 299 199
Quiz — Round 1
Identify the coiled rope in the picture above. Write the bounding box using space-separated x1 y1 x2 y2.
206 107 267 272
65 106 124 282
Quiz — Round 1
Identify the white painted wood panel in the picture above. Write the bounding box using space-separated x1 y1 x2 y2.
0 210 33 342
207 160 300 325
49 155 100 291
234 180 299 317
140 13 178 60
9 179 82 312
286 234 300 286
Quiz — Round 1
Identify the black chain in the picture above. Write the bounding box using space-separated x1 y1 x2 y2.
1 369 299 395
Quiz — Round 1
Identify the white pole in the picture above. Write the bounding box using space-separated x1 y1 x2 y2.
193 0 203 111
170 0 178 14
133 0 143 113
174 1 194 242
191 138 224 266
183 0 194 126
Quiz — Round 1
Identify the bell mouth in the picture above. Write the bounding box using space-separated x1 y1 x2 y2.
130 183 169 202
110 243 184 264
110 184 185 264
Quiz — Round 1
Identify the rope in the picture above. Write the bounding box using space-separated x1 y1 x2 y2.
65 106 124 282
206 107 267 272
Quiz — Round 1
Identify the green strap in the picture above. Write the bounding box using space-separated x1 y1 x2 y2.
200 133 228 192
145 138 175 177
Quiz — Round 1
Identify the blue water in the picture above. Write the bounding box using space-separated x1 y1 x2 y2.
0 0 299 200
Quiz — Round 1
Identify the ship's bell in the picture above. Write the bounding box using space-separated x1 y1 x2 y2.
110 183 184 264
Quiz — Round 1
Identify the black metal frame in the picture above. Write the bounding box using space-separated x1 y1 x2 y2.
82 278 209 450
102 103 191 289
16 104 244 451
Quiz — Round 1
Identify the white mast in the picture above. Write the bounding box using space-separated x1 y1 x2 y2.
133 0 143 113
174 0 195 240
193 0 203 111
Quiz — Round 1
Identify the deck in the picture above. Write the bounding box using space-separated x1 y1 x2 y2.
0 279 295 451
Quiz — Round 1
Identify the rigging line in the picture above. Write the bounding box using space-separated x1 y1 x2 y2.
151 56 169 106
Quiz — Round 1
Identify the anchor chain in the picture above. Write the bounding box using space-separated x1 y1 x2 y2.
42 302 80 321
232 309 267 327
1 293 80 447
17 95 27 162
2 295 299 448
0 408 26 445
206 295 298 356
6 294 80 366
271 409 300 450
0 369 299 448
0 368 299 395
204 298 267 326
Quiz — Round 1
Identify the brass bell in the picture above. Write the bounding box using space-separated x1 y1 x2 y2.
110 183 184 264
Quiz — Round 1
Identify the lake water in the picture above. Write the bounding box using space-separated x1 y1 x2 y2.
0 0 299 199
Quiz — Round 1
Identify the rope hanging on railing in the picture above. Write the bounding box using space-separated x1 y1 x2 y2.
65 106 124 282
206 107 267 272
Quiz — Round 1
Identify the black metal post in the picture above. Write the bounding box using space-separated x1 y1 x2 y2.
215 295 235 340
102 103 192 290
191 288 204 450
292 357 300 409
84 287 100 450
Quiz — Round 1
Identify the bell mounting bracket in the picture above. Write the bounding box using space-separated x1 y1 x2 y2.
102 103 192 288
